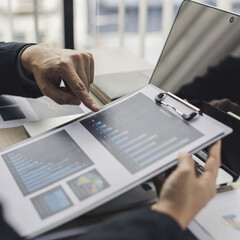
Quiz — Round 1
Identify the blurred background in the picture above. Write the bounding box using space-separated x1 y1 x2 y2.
0 0 240 65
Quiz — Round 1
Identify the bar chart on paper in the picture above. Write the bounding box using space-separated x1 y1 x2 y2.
223 214 240 231
193 189 240 240
81 93 203 174
2 130 93 196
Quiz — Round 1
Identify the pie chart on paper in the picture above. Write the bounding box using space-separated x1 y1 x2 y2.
77 172 105 194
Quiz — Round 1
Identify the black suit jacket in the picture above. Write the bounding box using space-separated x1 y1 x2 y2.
0 42 186 240
77 209 186 240
0 42 42 97
0 206 186 240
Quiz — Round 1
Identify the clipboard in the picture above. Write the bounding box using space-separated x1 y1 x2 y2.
0 84 232 238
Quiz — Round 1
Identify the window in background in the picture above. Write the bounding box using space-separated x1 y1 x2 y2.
1 0 240 65
0 0 11 41
37 0 63 47
82 0 240 65
83 0 181 64
0 0 63 47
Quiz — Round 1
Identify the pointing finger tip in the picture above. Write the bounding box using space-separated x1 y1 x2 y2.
91 103 99 111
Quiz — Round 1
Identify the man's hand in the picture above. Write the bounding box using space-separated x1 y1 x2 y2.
151 141 221 230
21 44 99 111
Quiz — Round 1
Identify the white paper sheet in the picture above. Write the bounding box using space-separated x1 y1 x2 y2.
24 114 84 137
0 95 88 129
189 189 240 240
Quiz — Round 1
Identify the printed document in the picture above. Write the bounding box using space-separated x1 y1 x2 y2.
0 84 231 237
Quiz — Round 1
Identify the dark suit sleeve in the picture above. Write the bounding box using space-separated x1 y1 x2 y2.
77 209 186 240
0 207 186 240
0 205 21 240
0 42 42 98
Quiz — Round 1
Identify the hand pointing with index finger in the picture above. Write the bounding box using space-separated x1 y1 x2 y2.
21 44 99 112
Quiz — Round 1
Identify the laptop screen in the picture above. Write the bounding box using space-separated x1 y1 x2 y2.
150 0 240 105
150 0 240 177
202 102 240 179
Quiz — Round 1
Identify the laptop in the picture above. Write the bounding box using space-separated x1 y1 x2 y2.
148 0 240 187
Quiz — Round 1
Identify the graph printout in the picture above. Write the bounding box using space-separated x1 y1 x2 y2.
0 95 87 128
0 85 230 238
0 95 34 128
2 130 93 196
68 169 109 201
27 96 85 119
81 93 203 173
31 186 72 219
190 189 240 240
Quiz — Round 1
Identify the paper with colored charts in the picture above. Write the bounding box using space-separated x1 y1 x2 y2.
189 188 240 240
0 85 231 238
0 95 88 129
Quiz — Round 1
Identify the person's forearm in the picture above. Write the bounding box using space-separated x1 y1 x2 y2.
0 205 21 240
77 209 186 240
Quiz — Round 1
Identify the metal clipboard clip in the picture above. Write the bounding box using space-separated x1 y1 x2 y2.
155 92 201 121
